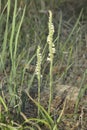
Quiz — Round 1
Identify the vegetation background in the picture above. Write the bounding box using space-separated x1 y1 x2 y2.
0 0 87 130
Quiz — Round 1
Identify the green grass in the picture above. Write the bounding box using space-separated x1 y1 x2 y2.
0 0 87 130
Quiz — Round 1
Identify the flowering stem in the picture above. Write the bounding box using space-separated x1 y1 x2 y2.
35 46 42 117
48 55 53 114
47 10 55 114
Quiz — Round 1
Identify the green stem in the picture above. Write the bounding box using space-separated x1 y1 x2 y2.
48 56 53 114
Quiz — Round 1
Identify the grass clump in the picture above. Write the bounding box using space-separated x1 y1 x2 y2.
9 0 26 106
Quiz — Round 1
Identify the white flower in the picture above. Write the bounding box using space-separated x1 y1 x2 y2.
35 46 42 75
52 47 56 54
47 57 51 61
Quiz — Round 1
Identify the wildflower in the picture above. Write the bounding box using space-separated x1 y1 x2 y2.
35 46 42 76
47 10 55 62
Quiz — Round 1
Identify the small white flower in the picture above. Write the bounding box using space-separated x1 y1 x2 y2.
47 36 50 43
52 47 56 53
35 46 42 76
52 43 55 47
47 57 51 61
51 24 54 32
